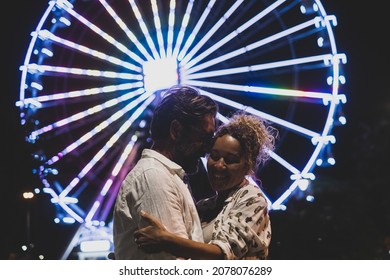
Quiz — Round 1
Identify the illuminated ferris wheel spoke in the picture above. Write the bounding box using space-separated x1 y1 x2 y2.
86 93 156 223
37 30 142 71
175 0 215 60
53 4 144 65
150 0 167 59
29 87 145 140
199 88 319 139
91 131 142 222
182 0 286 70
179 0 244 66
184 16 321 74
59 93 155 198
21 64 143 82
268 150 300 176
56 96 157 223
45 90 154 168
129 0 161 59
184 53 335 80
98 0 154 61
18 66 143 107
166 0 177 58
184 76 336 103
171 0 194 58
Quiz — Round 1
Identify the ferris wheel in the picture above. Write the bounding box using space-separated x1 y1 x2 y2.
17 0 347 258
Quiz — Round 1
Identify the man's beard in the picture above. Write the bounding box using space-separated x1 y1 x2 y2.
174 141 200 174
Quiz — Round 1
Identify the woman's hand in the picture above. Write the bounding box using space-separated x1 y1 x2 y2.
134 210 169 252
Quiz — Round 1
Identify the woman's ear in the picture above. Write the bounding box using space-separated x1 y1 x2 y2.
170 119 182 141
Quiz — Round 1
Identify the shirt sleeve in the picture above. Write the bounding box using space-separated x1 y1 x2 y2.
131 167 192 239
208 187 271 259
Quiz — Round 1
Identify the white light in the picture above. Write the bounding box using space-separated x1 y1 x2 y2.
80 240 111 252
327 157 336 165
272 204 287 211
338 116 347 125
298 179 309 191
317 37 324 47
139 119 146 128
23 192 34 199
63 217 76 224
143 58 178 92
306 195 315 202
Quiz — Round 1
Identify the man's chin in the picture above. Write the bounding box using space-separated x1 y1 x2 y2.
183 160 200 175
185 166 199 175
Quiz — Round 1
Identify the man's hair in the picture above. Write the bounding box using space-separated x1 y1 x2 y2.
150 85 218 140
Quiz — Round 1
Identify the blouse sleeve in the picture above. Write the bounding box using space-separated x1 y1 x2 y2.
208 185 271 259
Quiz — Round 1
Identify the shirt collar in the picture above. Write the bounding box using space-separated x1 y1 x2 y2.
141 149 187 181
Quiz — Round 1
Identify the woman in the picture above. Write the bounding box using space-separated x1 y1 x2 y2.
134 112 278 259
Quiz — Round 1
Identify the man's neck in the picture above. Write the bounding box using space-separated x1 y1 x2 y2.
151 142 175 162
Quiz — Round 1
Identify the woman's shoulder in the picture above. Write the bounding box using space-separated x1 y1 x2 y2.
233 183 269 206
237 182 265 196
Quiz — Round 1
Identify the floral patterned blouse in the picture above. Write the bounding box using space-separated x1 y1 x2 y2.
196 183 271 260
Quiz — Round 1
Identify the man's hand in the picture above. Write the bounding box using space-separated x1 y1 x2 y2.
134 210 168 253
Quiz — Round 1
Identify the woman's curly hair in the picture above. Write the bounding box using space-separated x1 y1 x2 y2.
214 111 278 175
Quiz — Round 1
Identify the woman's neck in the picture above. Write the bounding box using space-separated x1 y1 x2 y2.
217 178 248 198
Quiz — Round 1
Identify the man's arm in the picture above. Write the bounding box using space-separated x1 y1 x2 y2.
135 211 224 260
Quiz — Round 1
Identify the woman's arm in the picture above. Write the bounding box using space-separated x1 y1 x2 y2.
134 210 224 260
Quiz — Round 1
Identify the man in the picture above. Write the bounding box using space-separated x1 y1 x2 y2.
113 85 218 259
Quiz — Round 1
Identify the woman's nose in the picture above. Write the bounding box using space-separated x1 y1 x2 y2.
214 158 226 169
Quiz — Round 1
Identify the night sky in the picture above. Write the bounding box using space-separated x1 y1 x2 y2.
2 1 389 260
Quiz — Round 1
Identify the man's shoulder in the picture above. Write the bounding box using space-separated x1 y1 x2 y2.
127 157 170 179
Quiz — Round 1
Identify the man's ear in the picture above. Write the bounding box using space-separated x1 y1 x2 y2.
170 119 182 141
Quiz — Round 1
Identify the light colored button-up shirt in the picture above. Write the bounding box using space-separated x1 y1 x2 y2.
113 149 204 259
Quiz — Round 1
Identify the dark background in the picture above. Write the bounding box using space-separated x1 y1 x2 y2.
2 1 389 259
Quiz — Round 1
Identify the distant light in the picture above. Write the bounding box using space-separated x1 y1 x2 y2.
51 196 78 204
59 16 71 26
306 195 315 202
23 192 34 199
131 135 138 142
317 37 324 47
80 240 111 252
41 48 53 57
143 58 178 92
338 116 347 125
339 75 346 85
63 217 76 224
327 157 336 165
316 158 323 166
139 119 146 128
31 82 43 90
298 179 309 191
